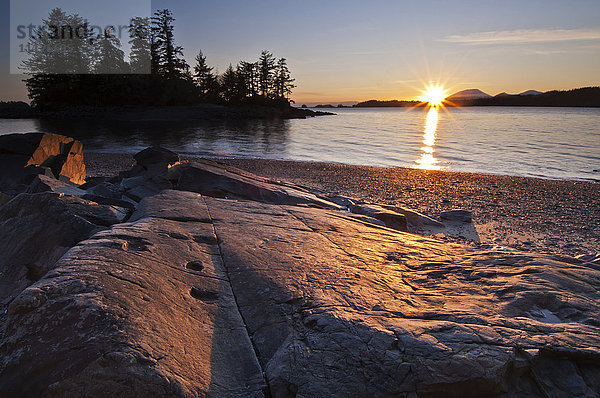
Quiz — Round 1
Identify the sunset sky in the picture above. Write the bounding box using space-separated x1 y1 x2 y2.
1 0 599 105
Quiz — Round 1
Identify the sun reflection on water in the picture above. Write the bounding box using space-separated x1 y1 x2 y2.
415 107 441 170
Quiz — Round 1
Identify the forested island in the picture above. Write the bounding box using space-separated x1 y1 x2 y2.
1 8 326 119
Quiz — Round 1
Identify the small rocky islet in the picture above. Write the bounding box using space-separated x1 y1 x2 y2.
0 133 599 397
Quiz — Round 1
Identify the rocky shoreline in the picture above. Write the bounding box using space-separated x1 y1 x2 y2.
1 135 600 396
85 153 600 259
0 102 333 120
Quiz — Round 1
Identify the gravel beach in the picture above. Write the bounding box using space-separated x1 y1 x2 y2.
85 152 600 259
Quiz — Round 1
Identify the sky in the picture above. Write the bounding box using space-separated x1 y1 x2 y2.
1 0 599 105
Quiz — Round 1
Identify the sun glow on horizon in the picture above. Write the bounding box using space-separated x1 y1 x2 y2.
420 84 448 107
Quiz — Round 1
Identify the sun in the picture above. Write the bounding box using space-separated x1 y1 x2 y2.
420 84 447 107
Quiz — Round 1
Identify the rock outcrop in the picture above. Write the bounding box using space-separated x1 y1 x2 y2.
0 133 86 195
176 159 341 209
0 198 265 397
1 144 599 397
0 192 128 331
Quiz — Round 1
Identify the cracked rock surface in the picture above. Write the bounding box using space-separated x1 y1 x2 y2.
0 191 265 397
1 146 599 397
1 190 599 396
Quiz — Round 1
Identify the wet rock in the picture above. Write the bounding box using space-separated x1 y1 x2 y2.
440 209 473 223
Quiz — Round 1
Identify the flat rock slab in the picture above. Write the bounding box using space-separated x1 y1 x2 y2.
2 190 599 397
0 206 266 397
130 190 211 223
205 197 600 397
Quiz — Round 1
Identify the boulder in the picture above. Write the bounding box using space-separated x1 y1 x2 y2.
101 148 181 203
85 181 123 199
80 194 136 212
25 174 72 193
0 133 86 194
133 146 180 169
25 174 86 196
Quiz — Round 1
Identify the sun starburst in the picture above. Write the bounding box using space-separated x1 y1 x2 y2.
420 84 447 107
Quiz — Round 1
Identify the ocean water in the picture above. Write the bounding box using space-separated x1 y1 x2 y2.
1 106 599 181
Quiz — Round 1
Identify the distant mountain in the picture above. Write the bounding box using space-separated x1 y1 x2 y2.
459 86 600 107
519 90 543 96
353 86 599 108
447 89 492 101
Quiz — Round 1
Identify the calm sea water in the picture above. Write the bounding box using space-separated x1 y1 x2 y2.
1 107 599 181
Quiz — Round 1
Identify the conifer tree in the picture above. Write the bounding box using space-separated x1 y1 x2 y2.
151 9 189 77
220 64 239 102
273 57 295 100
93 27 128 73
128 17 151 74
238 61 259 98
193 50 219 98
21 8 93 74
258 50 276 97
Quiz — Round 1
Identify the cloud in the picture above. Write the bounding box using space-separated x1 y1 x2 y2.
441 28 600 45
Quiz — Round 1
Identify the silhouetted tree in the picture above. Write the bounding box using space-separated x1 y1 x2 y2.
219 64 239 103
151 9 189 77
22 8 297 108
193 50 219 100
238 61 259 98
258 50 276 97
273 57 295 100
128 17 151 74
22 8 94 74
93 27 128 73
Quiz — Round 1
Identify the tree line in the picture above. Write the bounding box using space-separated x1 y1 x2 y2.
22 8 296 108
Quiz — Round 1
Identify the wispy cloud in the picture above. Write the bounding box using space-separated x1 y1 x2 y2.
441 28 600 45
